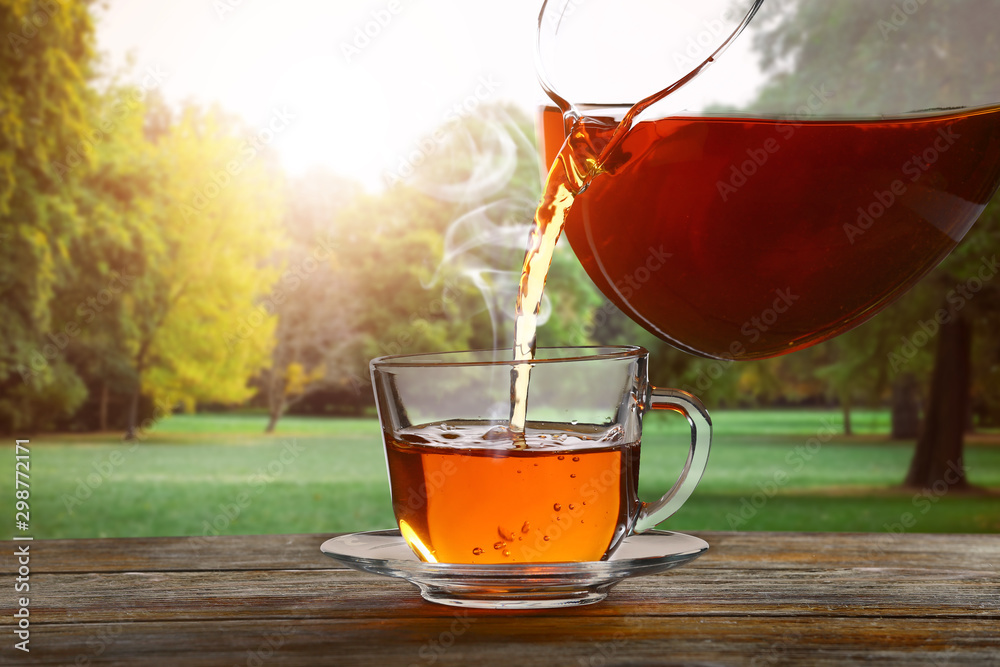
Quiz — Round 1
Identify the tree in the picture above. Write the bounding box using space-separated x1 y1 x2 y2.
343 185 477 362
260 169 363 433
119 105 285 438
337 102 606 382
904 312 971 489
0 0 96 431
901 200 1000 488
50 83 167 432
411 103 608 352
805 286 935 435
746 0 1000 489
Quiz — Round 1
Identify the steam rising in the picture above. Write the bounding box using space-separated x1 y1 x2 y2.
412 118 520 204
418 107 555 350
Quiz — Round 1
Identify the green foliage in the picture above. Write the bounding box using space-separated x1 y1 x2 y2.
750 0 999 115
345 184 474 359
0 0 96 429
0 359 87 432
340 103 607 367
1 10 288 431
50 84 165 430
6 3 996 431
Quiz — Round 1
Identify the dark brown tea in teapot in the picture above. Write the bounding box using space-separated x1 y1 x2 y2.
534 104 1000 360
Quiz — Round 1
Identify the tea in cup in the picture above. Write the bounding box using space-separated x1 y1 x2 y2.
370 346 710 564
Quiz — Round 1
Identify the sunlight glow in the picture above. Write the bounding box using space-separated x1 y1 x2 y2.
399 520 438 563
94 0 762 191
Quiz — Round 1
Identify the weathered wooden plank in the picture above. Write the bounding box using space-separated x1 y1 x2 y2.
3 532 998 574
3 533 998 664
19 616 1000 666
0 534 345 574
2 564 996 626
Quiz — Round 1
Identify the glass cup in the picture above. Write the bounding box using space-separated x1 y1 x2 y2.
370 345 711 564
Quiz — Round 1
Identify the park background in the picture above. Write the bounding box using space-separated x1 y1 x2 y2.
1 0 998 540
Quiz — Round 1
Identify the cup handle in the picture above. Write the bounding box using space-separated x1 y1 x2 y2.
633 387 712 533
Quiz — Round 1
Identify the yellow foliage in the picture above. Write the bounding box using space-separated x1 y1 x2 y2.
283 362 327 398
136 106 286 408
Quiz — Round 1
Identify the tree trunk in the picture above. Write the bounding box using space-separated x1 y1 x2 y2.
125 345 150 441
99 380 109 432
903 311 971 490
125 375 141 441
891 373 921 439
265 371 286 434
265 403 282 434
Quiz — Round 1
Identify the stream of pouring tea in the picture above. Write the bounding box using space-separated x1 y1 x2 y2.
502 2 767 433
507 116 609 433
507 62 730 433
508 102 671 432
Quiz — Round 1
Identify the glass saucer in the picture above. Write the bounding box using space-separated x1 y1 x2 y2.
320 529 708 609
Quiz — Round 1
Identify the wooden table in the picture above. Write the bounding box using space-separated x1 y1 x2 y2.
2 532 998 665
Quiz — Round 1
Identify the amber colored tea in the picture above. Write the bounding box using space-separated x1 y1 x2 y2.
385 421 640 564
537 104 1000 359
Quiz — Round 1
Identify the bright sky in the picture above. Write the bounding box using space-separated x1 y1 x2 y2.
94 0 764 191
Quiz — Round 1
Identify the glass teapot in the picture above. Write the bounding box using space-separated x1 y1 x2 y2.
535 0 1000 360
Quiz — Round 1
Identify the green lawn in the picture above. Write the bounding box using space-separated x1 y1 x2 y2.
5 411 999 539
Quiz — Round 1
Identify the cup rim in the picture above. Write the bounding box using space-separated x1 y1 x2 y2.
370 345 648 369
